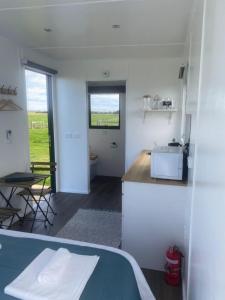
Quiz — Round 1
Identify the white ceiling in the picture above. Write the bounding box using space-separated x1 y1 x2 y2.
0 0 193 60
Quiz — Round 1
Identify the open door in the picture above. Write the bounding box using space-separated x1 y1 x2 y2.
25 69 56 192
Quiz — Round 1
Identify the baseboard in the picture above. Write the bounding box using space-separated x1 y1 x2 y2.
59 188 90 194
182 277 187 300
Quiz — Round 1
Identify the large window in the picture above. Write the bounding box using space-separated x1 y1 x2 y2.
89 93 120 129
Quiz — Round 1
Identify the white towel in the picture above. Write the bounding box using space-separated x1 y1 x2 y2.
4 248 99 300
37 248 71 286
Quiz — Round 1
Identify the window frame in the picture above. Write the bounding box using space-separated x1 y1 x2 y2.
88 93 121 130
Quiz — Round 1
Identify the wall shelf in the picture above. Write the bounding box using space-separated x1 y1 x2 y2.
143 108 177 120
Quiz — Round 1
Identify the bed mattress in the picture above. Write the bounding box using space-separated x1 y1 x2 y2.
0 230 155 300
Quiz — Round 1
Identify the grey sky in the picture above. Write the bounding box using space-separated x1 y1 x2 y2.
90 94 119 113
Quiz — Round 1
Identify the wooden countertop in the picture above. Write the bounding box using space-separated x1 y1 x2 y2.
122 150 187 186
90 154 98 161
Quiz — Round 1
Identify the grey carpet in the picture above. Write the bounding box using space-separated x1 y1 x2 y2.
56 209 122 248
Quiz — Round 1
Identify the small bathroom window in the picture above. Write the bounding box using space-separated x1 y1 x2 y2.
89 93 120 129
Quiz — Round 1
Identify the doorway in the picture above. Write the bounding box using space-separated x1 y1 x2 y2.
25 69 56 191
87 81 126 187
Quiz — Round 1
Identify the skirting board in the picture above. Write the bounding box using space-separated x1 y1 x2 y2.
59 188 90 194
182 278 187 300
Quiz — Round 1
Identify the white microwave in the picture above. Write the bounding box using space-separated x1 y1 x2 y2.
151 146 183 180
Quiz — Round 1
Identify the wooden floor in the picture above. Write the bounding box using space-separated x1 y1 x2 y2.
12 176 182 300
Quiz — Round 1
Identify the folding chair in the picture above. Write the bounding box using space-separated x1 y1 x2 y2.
17 162 57 232
0 207 20 229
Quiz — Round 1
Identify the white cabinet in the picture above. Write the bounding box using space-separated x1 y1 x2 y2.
122 181 187 271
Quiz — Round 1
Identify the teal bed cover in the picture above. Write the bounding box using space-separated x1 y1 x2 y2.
0 231 153 300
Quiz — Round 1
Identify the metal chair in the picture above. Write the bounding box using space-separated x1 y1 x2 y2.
0 207 20 229
17 162 57 232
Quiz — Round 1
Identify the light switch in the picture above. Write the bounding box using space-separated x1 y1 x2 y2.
65 132 81 139
65 132 73 139
73 133 81 139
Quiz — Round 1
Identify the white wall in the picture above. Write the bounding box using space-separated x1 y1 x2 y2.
89 93 125 177
0 35 58 210
126 58 183 168
0 37 29 178
56 62 89 193
0 36 30 211
56 56 183 192
185 0 225 299
182 1 205 298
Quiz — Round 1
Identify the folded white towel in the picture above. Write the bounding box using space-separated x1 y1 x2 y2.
38 248 71 286
4 248 99 300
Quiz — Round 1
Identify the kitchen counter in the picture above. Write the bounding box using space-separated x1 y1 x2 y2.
122 150 187 186
121 150 188 270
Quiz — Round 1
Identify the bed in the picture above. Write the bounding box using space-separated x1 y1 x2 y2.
0 229 155 300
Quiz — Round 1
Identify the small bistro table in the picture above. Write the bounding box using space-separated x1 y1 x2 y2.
0 173 51 229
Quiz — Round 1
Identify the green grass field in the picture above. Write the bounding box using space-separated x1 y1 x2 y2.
28 112 119 162
91 113 119 127
28 112 50 162
28 112 50 185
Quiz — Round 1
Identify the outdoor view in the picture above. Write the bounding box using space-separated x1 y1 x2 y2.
90 94 120 128
25 69 50 163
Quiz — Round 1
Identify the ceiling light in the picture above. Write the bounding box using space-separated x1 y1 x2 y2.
112 24 120 29
44 28 52 33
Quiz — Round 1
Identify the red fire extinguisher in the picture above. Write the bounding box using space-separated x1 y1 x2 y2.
164 246 183 286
